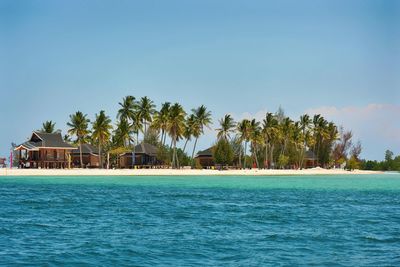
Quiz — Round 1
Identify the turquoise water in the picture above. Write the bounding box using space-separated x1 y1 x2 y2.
1 174 400 266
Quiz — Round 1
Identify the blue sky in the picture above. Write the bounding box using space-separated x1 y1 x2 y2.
1 0 399 161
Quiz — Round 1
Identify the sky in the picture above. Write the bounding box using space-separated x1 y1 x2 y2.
0 0 399 161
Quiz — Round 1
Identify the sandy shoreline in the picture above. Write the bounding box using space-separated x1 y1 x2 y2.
0 168 382 176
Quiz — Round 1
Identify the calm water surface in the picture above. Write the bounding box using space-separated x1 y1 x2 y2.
1 174 400 266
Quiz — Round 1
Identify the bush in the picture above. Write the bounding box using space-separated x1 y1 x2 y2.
213 139 234 166
277 155 289 169
346 156 360 171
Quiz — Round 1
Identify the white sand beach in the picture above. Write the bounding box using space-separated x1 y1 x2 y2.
0 168 382 176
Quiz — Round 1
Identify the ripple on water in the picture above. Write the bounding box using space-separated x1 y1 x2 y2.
0 175 400 266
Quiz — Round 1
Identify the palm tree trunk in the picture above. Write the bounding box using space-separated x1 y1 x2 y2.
79 140 83 168
172 136 177 169
239 142 242 169
107 152 110 169
300 147 305 169
300 130 306 169
132 138 136 168
270 144 274 169
244 141 247 169
282 137 288 157
255 144 260 169
191 137 198 168
98 143 102 169
183 138 189 153
176 140 180 169
160 130 164 145
264 142 268 169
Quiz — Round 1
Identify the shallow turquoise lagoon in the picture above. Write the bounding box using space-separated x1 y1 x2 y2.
1 174 400 266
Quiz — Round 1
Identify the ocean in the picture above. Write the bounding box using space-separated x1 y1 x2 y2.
1 174 399 266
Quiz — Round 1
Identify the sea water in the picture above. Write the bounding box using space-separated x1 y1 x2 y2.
1 174 400 266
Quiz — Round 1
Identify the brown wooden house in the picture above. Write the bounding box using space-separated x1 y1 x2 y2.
14 132 76 168
304 150 317 168
195 147 214 168
71 144 100 168
120 143 159 168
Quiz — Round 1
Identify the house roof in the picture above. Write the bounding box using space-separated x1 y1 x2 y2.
135 143 158 156
71 144 99 155
121 143 158 156
195 147 213 158
14 132 76 151
305 150 317 160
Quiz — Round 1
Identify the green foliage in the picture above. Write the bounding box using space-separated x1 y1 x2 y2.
40 121 56 133
143 127 160 146
244 155 253 169
155 144 191 167
277 155 289 169
346 156 360 171
67 111 90 143
217 114 236 140
360 150 400 172
213 139 234 166
156 145 170 165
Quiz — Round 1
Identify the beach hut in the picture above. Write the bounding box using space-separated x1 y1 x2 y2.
119 143 159 168
14 132 76 168
195 147 214 169
304 150 317 168
71 143 100 168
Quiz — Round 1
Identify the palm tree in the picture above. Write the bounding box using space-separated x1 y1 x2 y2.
117 96 136 145
262 113 278 169
67 111 90 168
117 96 136 122
299 114 311 168
41 121 56 133
237 119 251 169
182 114 195 153
291 122 303 168
312 114 328 165
190 105 212 167
280 117 293 157
312 114 322 159
92 110 112 169
131 111 143 144
249 119 261 168
167 103 186 169
152 102 171 145
137 96 156 135
216 114 236 141
63 134 72 143
114 119 133 147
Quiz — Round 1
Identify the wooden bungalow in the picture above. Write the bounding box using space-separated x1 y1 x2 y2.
14 132 76 169
195 147 214 169
119 143 159 168
304 150 317 168
71 144 100 168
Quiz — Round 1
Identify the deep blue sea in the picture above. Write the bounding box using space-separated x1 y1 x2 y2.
1 174 400 266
